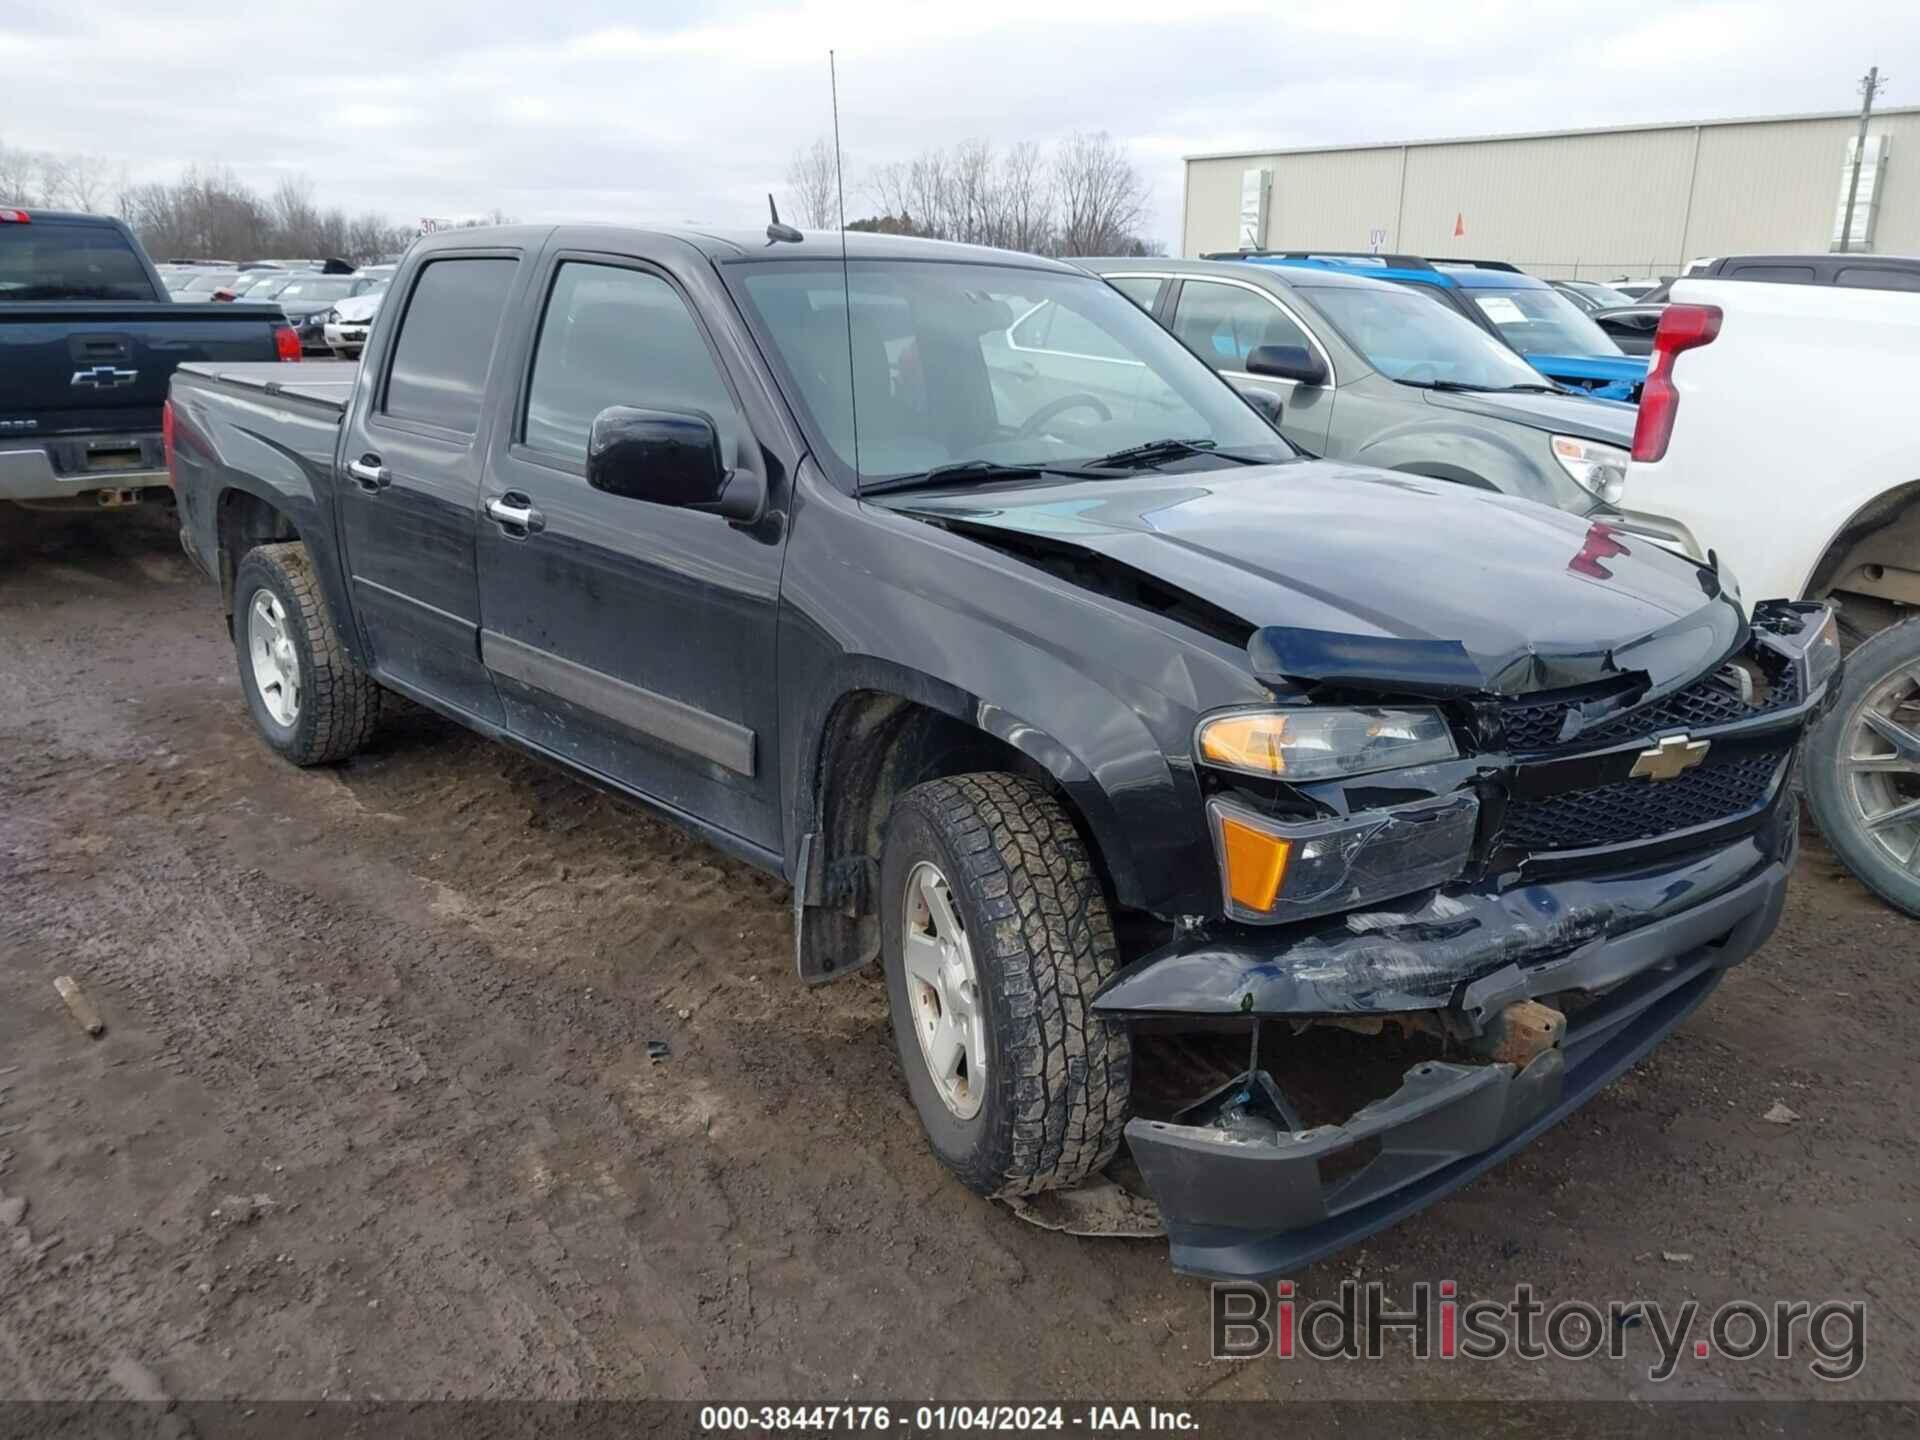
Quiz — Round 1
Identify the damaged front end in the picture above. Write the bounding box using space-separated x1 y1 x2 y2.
1097 599 1839 1280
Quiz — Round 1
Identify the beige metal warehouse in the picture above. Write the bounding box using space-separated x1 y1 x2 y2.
1183 107 1920 278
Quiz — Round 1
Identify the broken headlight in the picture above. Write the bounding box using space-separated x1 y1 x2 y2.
1197 706 1457 781
1210 792 1480 924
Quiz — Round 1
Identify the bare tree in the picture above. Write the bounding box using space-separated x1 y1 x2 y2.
999 141 1052 254
785 137 840 230
1051 130 1149 257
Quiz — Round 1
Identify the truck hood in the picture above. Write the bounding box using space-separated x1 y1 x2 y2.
1420 387 1635 447
883 461 1740 698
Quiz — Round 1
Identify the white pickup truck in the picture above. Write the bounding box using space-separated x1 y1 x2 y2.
1619 278 1920 914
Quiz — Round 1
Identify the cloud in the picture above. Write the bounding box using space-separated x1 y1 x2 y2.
0 0 1910 248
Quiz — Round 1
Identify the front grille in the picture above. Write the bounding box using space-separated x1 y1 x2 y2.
1501 664 1802 754
1501 751 1785 853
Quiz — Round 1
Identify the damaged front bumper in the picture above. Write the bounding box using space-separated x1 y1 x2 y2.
1098 796 1797 1280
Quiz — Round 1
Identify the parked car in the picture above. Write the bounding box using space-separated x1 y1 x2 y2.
1638 252 1920 305
1588 303 1664 356
240 273 297 308
170 269 243 301
212 269 286 301
1549 279 1639 312
168 224 1835 1279
1609 279 1668 302
1617 279 1917 915
1081 256 1634 512
1202 251 1648 400
321 285 386 358
0 208 299 513
271 274 382 354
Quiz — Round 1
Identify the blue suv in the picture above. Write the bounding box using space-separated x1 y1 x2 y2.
1201 251 1647 401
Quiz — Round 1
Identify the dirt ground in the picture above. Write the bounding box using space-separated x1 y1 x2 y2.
1 505 1915 1407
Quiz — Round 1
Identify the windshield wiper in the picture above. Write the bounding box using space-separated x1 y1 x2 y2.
1080 438 1267 471
860 460 1049 496
1399 379 1562 395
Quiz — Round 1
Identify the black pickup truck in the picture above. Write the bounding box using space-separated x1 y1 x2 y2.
1 208 298 512
168 225 1837 1279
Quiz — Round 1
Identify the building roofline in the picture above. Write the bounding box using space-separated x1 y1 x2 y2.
1182 105 1920 165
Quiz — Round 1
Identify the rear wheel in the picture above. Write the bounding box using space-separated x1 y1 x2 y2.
232 542 379 766
880 773 1131 1198
1806 617 1920 917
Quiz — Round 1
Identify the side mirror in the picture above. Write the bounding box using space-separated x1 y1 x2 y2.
1245 344 1328 387
586 406 763 522
1234 385 1284 429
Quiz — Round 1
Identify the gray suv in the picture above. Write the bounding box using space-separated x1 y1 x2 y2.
1080 257 1635 514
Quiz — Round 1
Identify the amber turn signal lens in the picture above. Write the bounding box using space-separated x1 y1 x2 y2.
1219 816 1290 913
1200 713 1291 775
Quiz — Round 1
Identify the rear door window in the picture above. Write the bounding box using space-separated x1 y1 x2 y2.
1723 264 1816 284
381 258 518 434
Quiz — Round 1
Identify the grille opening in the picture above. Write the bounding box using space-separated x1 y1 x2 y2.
1501 663 1802 754
1502 751 1785 852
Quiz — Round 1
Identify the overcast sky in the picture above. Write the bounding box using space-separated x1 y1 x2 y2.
2 0 1913 249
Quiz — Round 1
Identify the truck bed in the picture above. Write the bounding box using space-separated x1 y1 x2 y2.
175 360 358 418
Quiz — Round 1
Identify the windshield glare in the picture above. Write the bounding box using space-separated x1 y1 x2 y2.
733 260 1290 486
1300 284 1550 390
1466 285 1624 358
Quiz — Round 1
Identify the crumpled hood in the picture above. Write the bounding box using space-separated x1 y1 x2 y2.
885 461 1741 698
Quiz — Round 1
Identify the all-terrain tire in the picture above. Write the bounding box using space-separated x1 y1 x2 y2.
880 772 1132 1198
232 542 379 766
1806 617 1920 917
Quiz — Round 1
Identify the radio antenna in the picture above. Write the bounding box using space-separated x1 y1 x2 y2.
830 48 859 482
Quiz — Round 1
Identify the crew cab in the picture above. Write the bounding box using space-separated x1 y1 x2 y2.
168 226 1834 1278
1617 279 1920 917
1 209 298 512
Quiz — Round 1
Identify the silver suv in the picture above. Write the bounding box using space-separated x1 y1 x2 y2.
1080 257 1635 515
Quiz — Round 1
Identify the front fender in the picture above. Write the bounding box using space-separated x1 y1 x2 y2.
1353 426 1571 511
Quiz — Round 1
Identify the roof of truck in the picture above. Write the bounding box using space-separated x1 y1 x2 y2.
409 223 1088 272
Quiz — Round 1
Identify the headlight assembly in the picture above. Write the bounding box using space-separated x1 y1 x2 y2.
1197 707 1457 782
1210 793 1480 924
1550 434 1629 505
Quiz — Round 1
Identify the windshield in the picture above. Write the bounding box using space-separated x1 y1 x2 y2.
247 276 293 299
277 277 358 303
0 224 158 302
181 271 240 293
1463 285 1624 358
1564 280 1635 309
1300 284 1552 390
732 259 1290 487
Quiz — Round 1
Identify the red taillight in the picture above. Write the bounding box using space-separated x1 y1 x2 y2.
273 324 301 362
1630 303 1722 464
0 208 30 223
162 399 177 489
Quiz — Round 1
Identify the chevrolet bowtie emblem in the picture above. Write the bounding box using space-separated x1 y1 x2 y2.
1630 734 1711 782
70 364 139 390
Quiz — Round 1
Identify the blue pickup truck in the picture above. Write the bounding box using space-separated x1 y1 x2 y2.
1201 250 1647 401
1 208 300 514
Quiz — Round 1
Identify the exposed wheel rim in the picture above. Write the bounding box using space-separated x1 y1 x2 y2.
246 589 301 728
1840 661 1920 874
900 860 986 1121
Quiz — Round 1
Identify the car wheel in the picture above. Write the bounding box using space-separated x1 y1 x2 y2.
1805 616 1920 917
880 773 1131 1198
232 542 380 767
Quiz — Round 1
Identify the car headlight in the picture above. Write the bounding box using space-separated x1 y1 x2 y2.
1210 792 1480 923
1550 435 1628 505
1197 707 1458 781
319 308 338 325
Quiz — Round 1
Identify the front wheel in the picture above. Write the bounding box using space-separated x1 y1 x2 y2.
880 773 1131 1198
232 542 380 766
1805 617 1920 917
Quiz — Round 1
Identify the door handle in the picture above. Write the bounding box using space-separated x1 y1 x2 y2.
486 494 545 534
347 456 390 491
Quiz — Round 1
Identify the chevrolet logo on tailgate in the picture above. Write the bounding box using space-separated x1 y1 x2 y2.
1630 734 1712 781
71 365 139 390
